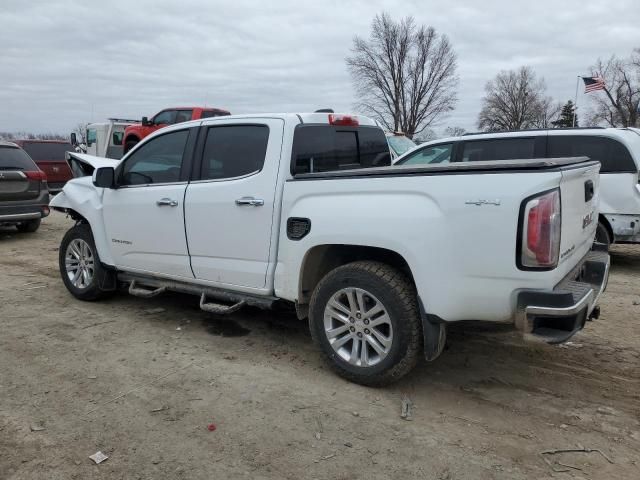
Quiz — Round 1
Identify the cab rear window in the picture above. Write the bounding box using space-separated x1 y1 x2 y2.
291 125 390 175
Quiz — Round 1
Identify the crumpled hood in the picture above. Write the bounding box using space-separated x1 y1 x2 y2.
65 151 119 177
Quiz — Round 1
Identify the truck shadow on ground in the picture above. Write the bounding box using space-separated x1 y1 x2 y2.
121 287 636 398
608 244 640 274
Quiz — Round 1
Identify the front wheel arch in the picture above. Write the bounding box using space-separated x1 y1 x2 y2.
59 223 116 301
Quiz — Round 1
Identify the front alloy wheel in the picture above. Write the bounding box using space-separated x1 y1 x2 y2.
65 238 95 289
59 223 114 301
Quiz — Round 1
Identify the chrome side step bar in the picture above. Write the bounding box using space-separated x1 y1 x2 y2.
128 280 167 298
199 293 246 315
118 273 278 312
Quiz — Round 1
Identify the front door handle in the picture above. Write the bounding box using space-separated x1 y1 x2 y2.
235 196 264 207
156 198 178 207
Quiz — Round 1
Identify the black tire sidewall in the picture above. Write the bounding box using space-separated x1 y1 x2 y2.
125 140 138 154
59 224 106 300
16 218 41 233
310 265 416 380
595 221 611 247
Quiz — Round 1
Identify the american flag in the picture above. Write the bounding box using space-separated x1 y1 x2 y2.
582 76 606 93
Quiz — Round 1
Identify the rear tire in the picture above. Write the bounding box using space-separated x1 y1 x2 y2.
59 224 115 301
309 261 422 387
16 218 41 233
595 221 611 248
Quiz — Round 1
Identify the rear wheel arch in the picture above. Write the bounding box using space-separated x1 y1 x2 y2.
298 245 416 308
124 135 140 153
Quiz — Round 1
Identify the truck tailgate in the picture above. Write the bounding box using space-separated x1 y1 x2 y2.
558 160 600 268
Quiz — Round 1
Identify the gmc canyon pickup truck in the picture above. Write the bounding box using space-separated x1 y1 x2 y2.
50 113 609 386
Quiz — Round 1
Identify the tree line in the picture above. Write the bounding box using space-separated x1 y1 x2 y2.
0 131 68 141
348 13 640 137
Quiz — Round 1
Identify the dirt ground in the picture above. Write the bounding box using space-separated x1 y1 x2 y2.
1 212 639 480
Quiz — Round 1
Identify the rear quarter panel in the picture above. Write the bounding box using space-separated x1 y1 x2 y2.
277 170 582 323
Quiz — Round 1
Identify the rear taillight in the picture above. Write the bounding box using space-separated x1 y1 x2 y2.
25 170 47 181
520 189 561 269
328 114 359 126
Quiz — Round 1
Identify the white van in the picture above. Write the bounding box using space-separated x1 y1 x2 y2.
72 119 138 160
394 128 640 246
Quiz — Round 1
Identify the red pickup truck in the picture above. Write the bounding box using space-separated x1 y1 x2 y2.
14 140 74 192
123 106 230 153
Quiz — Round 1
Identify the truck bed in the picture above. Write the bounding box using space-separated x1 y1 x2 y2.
292 157 595 179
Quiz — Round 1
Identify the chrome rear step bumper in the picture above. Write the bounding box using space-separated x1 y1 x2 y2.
516 244 610 343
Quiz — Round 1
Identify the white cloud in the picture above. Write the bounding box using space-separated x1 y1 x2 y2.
0 0 638 133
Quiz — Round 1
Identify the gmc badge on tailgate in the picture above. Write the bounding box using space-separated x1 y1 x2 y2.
582 211 595 229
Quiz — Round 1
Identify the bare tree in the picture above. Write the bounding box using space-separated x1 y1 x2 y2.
477 66 551 131
444 126 466 137
587 49 640 127
0 131 67 141
73 123 88 144
530 96 562 128
346 13 458 138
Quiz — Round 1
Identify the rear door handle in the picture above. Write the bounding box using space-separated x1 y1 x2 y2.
235 196 264 207
156 198 178 207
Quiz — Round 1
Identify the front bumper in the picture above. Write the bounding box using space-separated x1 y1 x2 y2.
516 245 610 343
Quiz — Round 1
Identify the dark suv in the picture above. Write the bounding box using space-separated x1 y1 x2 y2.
0 141 50 233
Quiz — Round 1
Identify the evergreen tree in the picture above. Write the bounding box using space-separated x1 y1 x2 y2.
552 100 577 128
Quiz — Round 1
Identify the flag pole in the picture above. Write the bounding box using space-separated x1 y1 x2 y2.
573 76 580 127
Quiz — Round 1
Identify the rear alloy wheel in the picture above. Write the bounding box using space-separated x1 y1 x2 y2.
309 261 422 386
16 218 41 233
323 287 393 367
59 224 115 301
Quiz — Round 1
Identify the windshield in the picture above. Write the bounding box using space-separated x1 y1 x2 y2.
387 135 416 156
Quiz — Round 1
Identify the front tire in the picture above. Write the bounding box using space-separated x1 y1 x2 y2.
309 261 422 386
16 218 41 233
59 224 114 301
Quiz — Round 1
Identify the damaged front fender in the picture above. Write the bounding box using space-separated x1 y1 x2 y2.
49 177 115 267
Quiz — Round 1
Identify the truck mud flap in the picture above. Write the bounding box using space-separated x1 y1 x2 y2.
418 297 447 361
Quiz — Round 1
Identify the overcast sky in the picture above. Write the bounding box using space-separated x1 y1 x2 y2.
1 0 638 134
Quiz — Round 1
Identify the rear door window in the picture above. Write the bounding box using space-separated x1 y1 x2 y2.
547 135 636 173
175 110 193 123
291 126 390 174
153 110 177 125
461 138 536 162
112 131 124 146
20 142 72 161
0 146 38 170
201 110 231 119
397 143 453 165
200 125 269 180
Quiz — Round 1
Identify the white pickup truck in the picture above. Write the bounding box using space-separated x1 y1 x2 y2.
50 112 610 385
